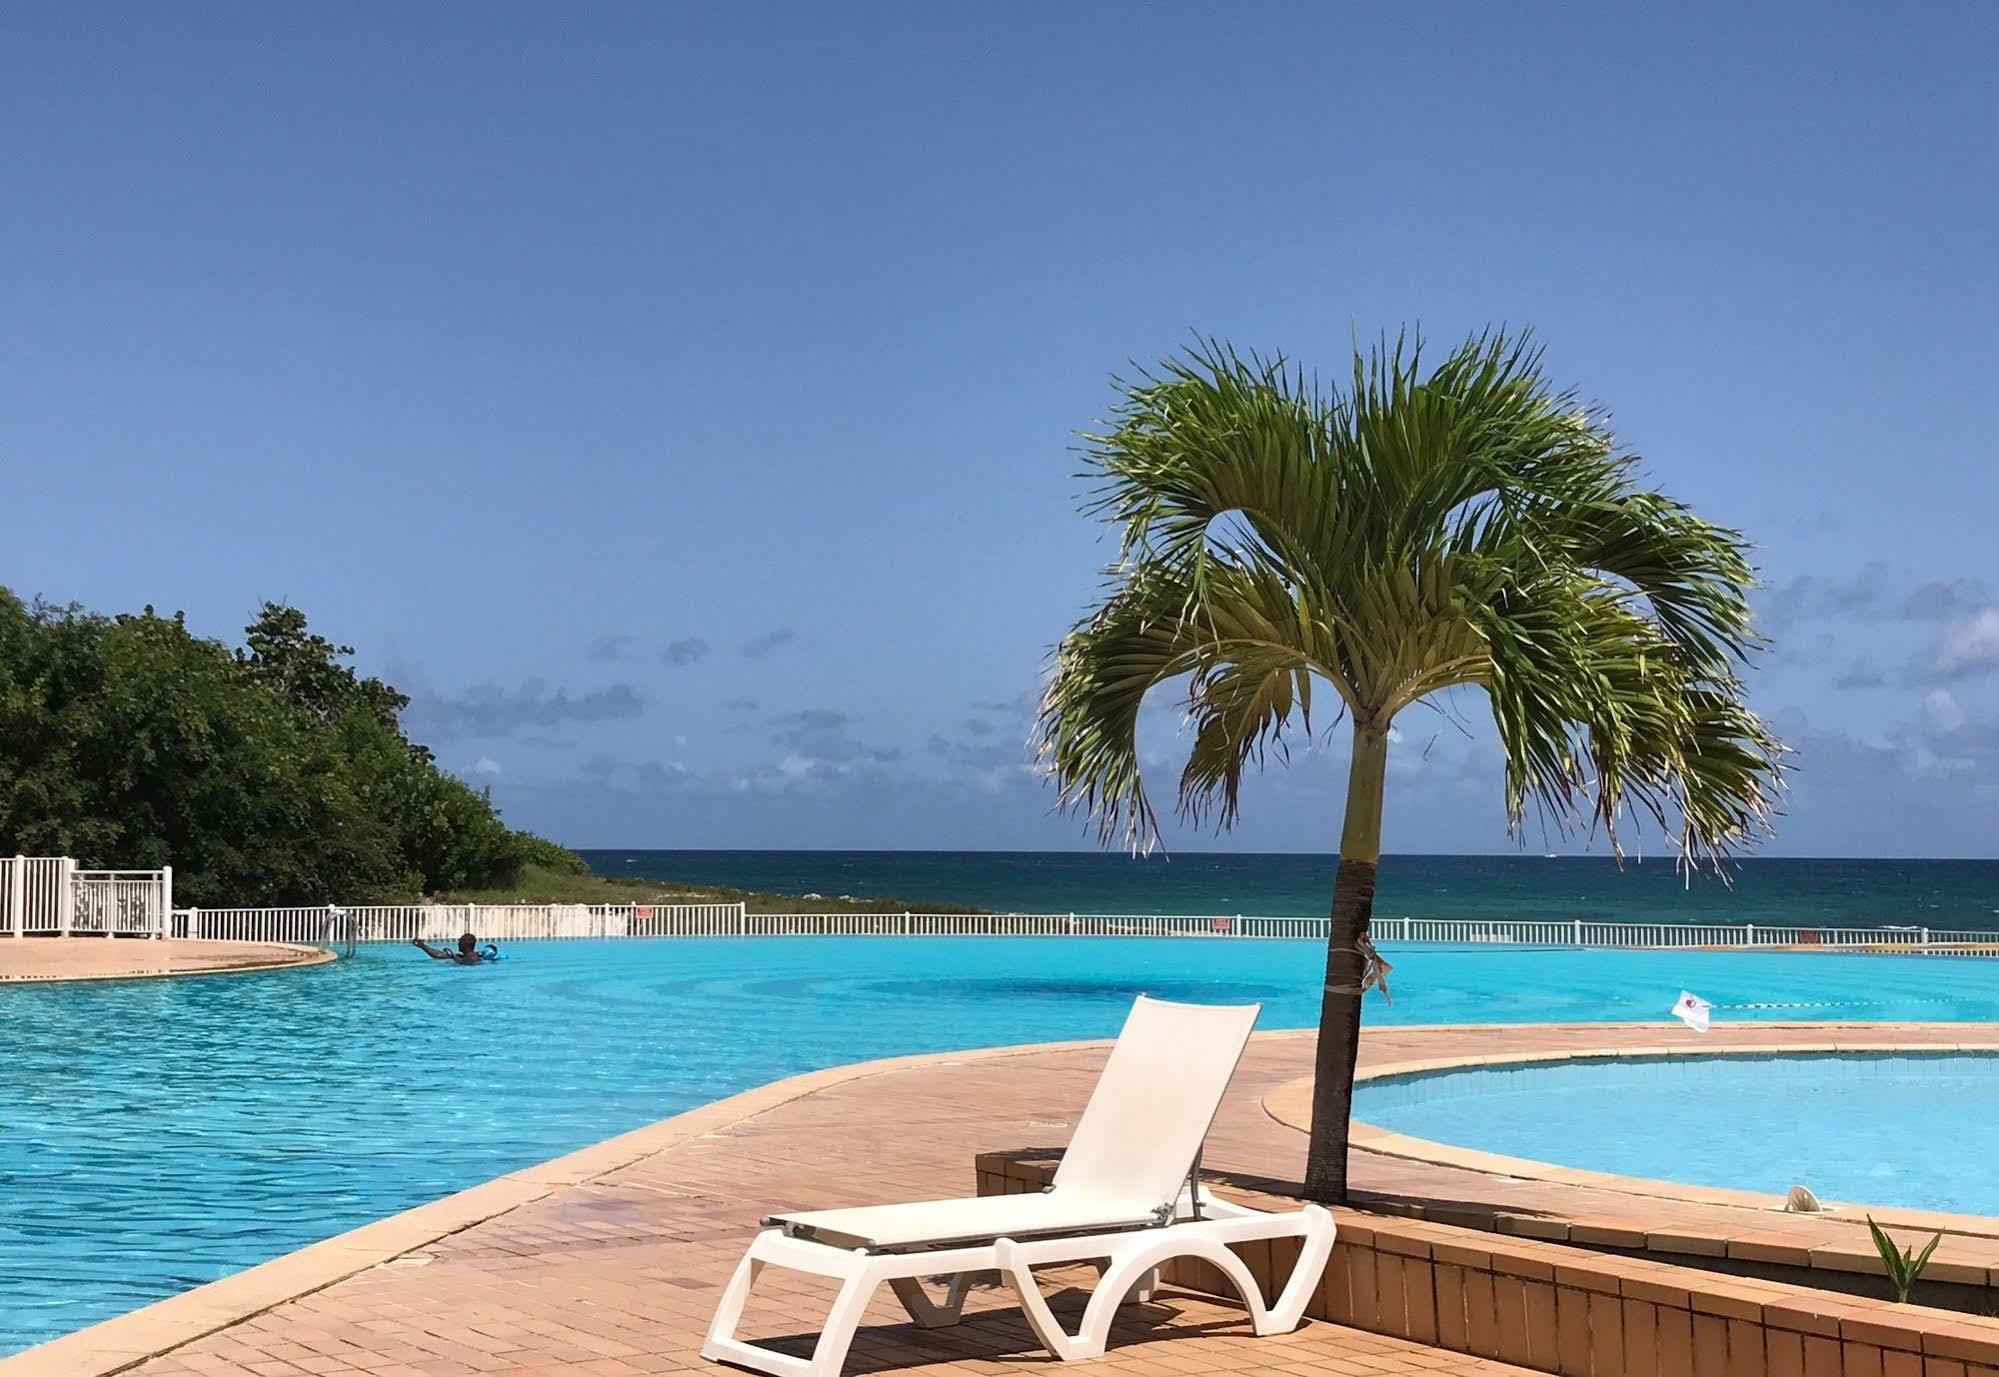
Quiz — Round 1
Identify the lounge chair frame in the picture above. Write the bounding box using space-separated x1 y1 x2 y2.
703 1185 1332 1377
702 996 1336 1377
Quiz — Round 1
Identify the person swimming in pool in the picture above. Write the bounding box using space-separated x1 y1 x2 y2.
411 933 498 965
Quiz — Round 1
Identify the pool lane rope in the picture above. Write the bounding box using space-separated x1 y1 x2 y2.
1673 989 1953 1031
1721 998 1954 1009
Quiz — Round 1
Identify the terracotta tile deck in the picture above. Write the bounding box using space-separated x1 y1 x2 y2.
101 1029 1535 1377
20 1021 1999 1377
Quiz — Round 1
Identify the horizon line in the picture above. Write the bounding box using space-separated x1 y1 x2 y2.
566 846 1999 864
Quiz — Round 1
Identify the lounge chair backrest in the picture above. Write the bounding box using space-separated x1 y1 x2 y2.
1050 994 1260 1213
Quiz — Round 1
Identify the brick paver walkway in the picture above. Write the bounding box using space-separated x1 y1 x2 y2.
114 1031 1534 1377
30 1021 1999 1377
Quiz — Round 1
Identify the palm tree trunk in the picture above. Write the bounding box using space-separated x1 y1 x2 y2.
1300 722 1389 1204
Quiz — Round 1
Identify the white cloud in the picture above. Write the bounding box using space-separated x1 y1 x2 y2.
474 757 503 777
1932 608 1999 679
1922 689 1965 734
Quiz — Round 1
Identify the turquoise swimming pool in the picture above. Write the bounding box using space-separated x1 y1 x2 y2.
3 937 1997 1352
1353 1051 1999 1216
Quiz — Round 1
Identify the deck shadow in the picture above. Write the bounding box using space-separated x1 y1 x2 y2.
736 1281 1261 1374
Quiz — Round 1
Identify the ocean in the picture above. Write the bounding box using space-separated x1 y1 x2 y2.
575 850 1999 932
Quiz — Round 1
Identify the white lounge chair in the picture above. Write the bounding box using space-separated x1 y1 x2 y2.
702 995 1335 1377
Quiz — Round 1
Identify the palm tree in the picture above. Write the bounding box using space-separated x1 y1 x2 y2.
1037 330 1784 1204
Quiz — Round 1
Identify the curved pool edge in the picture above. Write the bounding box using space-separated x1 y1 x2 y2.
0 1025 1316 1377
24 1019 1999 1375
1263 1028 1999 1241
0 939 334 986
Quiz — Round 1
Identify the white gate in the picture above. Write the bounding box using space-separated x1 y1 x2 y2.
72 870 173 936
1 856 172 937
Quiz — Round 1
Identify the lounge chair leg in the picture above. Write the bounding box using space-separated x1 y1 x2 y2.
888 1273 970 1328
702 1232 884 1377
806 1272 878 1377
1261 1204 1336 1334
995 1239 1114 1362
704 1249 767 1359
1078 1245 1236 1354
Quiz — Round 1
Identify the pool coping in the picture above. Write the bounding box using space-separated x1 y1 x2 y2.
0 940 334 986
16 1022 1999 1376
0 1025 1218 1377
1263 1036 1999 1259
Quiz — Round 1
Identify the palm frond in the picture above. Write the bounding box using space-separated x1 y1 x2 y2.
1039 327 1786 862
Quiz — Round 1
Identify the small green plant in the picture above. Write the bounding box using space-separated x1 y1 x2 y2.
1866 1215 1943 1303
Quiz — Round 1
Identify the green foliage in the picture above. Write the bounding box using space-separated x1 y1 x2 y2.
440 861 987 914
1037 330 1786 866
509 831 593 876
1866 1216 1942 1303
0 589 586 906
240 602 411 737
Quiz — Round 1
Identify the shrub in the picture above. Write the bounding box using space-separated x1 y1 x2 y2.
0 589 562 906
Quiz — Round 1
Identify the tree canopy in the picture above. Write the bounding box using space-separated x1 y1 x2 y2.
1038 332 1785 867
0 589 580 906
1035 330 1785 1202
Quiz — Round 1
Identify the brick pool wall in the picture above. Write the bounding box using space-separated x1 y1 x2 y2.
977 1149 1999 1377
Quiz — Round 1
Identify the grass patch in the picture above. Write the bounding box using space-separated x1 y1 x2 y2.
438 863 986 915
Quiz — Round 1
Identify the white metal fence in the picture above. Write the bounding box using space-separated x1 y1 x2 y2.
9 851 1992 953
71 870 174 936
157 903 1999 954
1364 915 1997 950
174 901 748 946
1 856 173 937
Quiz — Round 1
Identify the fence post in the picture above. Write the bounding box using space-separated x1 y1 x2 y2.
158 866 174 939
59 857 76 936
188 906 201 940
1571 917 1582 946
8 855 22 938
1745 923 1756 948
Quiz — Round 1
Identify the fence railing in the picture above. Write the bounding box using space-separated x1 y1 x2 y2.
160 904 1999 954
174 901 750 946
13 850 1992 954
1363 915 1996 950
71 871 173 936
2 857 173 937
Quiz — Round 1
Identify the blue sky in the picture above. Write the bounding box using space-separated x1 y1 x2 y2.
5 4 1997 857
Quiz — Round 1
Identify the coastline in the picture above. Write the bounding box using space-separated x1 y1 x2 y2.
573 850 1999 932
438 860 987 915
